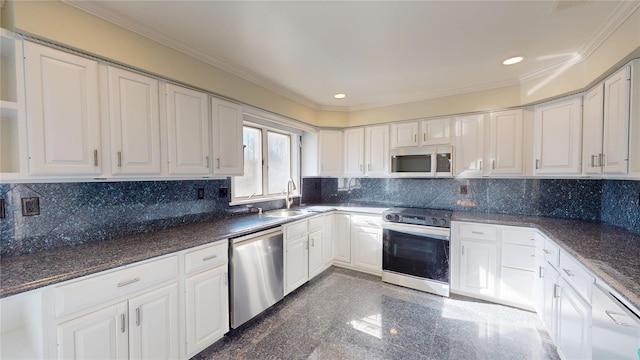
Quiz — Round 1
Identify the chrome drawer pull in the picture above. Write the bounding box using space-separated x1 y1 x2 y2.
120 314 126 333
202 254 218 261
563 269 574 277
471 231 484 235
605 310 631 326
136 308 140 326
117 277 140 287
543 249 551 254
553 284 561 298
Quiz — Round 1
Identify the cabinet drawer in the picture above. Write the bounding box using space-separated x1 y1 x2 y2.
351 215 382 227
559 251 594 303
543 238 560 268
502 227 536 246
308 216 325 232
184 241 228 275
285 220 308 241
55 255 179 318
502 243 536 271
459 223 497 241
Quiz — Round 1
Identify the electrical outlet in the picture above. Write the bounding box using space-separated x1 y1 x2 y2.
197 188 205 199
219 186 229 198
21 197 40 216
0 199 5 219
460 185 468 195
638 191 640 207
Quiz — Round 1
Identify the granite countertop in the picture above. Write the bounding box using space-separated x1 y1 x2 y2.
453 212 640 312
2 206 639 313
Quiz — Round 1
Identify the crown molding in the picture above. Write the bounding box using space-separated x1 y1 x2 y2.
519 1 639 84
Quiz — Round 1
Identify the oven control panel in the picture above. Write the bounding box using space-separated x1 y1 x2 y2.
383 208 451 228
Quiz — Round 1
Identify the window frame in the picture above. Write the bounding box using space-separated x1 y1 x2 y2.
231 121 300 205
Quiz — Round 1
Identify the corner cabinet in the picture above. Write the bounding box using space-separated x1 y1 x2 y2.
211 97 243 176
601 65 631 174
533 97 583 175
105 66 161 176
318 130 343 176
165 83 211 176
24 41 102 176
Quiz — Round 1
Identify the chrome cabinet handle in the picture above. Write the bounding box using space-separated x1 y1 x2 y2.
224 272 228 286
535 159 540 169
605 310 631 326
492 160 495 170
120 313 126 333
591 154 597 168
553 284 561 298
117 277 140 287
368 164 371 171
217 158 220 169
311 238 315 247
414 134 417 143
471 231 484 235
461 245 465 256
423 133 426 142
563 268 574 277
94 149 99 166
135 308 140 326
205 156 210 168
538 266 544 279
599 153 605 167
117 151 122 167
202 254 218 261
478 160 482 170
360 164 363 171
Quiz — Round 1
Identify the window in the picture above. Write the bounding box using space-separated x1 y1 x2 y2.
232 123 298 203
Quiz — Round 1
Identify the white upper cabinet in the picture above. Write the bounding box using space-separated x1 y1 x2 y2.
533 97 583 175
391 121 419 148
488 109 524 176
318 130 343 176
421 118 452 145
364 125 389 175
211 97 243 175
24 41 102 176
106 66 161 176
165 83 211 176
602 65 631 174
343 128 365 176
454 114 485 177
582 84 604 175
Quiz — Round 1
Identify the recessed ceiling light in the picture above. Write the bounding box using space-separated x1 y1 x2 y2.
334 93 346 99
503 56 524 65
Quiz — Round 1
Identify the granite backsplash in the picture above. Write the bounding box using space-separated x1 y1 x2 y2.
302 177 639 233
0 179 291 256
1 177 638 256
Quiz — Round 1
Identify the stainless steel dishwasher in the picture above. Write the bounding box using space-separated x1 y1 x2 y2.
229 227 284 328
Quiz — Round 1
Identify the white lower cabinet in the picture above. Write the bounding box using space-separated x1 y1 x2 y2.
458 239 498 298
333 213 352 264
557 278 592 360
57 282 179 360
332 213 382 276
308 230 325 279
285 234 309 295
351 223 382 274
184 265 228 358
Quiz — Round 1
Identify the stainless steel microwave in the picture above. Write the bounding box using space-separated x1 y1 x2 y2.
390 146 453 177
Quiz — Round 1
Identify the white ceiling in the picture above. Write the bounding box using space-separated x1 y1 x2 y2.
66 0 639 111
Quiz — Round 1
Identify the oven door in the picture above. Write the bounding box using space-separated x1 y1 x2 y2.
382 222 450 284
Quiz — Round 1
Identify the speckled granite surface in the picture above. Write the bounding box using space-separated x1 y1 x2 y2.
2 207 639 315
453 212 640 312
0 211 322 298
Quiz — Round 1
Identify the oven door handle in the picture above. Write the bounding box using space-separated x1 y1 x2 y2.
382 222 450 241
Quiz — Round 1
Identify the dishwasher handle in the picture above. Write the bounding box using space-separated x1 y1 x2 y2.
232 228 283 246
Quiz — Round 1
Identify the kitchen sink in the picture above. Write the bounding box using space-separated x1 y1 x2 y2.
264 209 310 218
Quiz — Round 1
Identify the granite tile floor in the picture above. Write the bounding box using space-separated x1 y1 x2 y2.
193 267 559 360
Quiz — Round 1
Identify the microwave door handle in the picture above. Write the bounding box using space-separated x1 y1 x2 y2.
430 152 437 176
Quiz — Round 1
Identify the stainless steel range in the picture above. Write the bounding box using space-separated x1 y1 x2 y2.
382 207 452 297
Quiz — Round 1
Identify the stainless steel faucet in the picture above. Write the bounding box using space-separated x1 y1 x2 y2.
286 179 297 209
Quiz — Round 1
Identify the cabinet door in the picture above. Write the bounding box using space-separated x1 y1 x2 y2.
533 97 582 175
602 66 631 174
488 109 523 175
24 41 101 176
351 225 382 274
333 213 351 263
454 114 485 176
318 130 343 176
542 264 560 342
285 236 309 295
499 267 534 308
582 84 604 175
557 279 591 360
166 83 211 176
391 122 419 147
308 230 324 279
323 215 334 266
57 301 128 360
343 128 365 175
459 240 497 297
185 265 228 357
365 125 389 175
128 283 179 360
211 97 243 175
421 118 451 145
107 66 160 175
